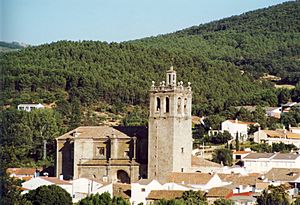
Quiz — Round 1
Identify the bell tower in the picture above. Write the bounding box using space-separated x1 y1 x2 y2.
148 66 193 180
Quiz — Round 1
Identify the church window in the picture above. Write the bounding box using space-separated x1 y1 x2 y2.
98 147 105 156
168 74 171 85
156 97 161 111
165 97 170 113
184 98 188 113
177 97 181 114
181 147 184 153
181 168 184 172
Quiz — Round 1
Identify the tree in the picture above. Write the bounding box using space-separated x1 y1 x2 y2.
25 185 72 205
256 185 289 205
213 198 234 205
0 170 31 205
212 148 233 166
210 131 232 144
235 132 240 151
78 192 129 205
179 190 208 205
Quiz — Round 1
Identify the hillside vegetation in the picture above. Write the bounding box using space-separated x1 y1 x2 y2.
1 1 300 117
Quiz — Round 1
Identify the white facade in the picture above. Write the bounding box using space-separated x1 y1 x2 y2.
131 179 162 205
253 130 300 148
22 177 113 203
221 119 257 142
18 103 44 112
22 177 72 195
266 107 281 118
71 178 113 203
243 153 300 173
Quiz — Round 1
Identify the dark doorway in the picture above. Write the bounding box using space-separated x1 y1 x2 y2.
117 170 130 184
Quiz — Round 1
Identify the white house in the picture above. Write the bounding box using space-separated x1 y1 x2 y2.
253 129 300 148
7 167 40 181
290 127 300 134
22 177 72 195
131 179 162 205
18 103 44 112
265 107 282 119
164 172 226 191
221 119 259 142
243 153 300 173
72 178 113 203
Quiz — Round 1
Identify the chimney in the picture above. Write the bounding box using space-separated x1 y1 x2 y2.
235 118 238 123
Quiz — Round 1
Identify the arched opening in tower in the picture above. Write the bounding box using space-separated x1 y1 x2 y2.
165 97 170 113
156 97 161 111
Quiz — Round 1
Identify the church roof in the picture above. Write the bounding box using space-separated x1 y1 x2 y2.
56 126 132 140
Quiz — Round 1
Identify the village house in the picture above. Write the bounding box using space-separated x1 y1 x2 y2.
265 107 282 119
17 103 44 112
242 153 300 173
22 177 72 195
221 119 259 142
253 129 300 147
264 168 300 197
232 150 252 161
7 168 40 181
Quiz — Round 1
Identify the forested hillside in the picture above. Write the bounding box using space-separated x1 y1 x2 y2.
1 1 300 115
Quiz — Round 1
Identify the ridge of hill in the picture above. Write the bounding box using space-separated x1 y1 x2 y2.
0 41 28 52
1 1 299 119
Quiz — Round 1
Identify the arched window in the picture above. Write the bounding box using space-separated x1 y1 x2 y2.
177 97 181 114
184 98 188 113
156 97 161 111
117 170 130 184
165 97 170 113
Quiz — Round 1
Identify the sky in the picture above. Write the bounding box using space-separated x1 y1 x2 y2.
1 0 291 45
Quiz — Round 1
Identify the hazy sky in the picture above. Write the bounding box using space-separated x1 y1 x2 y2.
1 0 290 45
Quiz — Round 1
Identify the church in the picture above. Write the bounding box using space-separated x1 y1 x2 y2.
56 66 195 183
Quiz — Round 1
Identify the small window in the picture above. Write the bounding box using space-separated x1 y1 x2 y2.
184 98 188 113
141 188 146 192
177 97 181 113
181 147 184 153
181 168 184 172
98 147 105 156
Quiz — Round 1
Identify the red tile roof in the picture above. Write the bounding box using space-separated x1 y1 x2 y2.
227 120 257 125
7 168 38 176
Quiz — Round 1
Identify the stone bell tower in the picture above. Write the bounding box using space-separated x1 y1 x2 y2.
148 66 193 180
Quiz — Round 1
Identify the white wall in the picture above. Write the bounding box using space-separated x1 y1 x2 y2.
221 121 248 141
22 178 53 190
131 180 162 205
